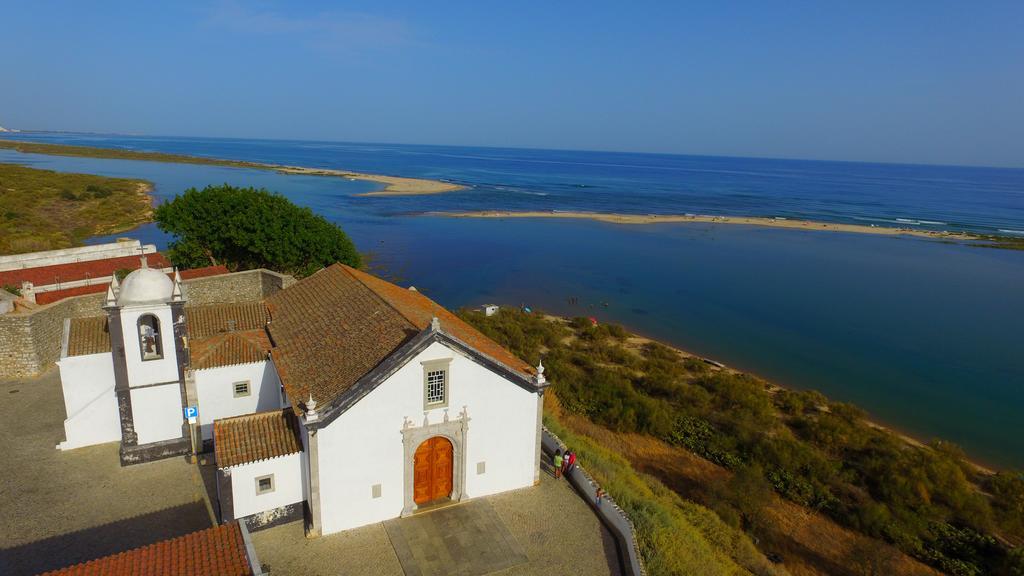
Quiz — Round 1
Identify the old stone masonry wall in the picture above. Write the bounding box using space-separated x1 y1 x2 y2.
0 269 294 380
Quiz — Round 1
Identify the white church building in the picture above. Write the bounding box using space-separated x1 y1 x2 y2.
58 261 547 535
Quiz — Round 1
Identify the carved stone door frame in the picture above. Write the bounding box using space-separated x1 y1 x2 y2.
401 409 469 517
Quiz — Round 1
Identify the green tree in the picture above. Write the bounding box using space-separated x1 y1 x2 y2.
154 184 361 276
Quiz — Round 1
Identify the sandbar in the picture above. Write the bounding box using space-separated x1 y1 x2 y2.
436 210 983 242
273 166 466 195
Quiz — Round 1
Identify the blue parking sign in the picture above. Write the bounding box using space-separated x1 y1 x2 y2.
184 406 198 421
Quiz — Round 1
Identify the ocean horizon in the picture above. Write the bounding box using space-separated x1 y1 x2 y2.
1 132 1022 468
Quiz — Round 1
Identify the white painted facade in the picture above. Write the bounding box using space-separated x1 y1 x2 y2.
56 352 119 450
314 340 541 534
194 360 282 440
118 301 186 445
224 452 306 521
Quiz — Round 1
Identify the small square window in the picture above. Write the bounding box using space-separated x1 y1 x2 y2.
426 370 446 405
256 474 274 495
477 461 486 475
233 380 251 398
372 484 382 499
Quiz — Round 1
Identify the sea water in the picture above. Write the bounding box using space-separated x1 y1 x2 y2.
1 134 1022 468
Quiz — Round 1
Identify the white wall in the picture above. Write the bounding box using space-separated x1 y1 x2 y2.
120 304 181 387
57 353 120 450
194 360 282 440
0 239 153 272
227 452 306 520
131 383 184 445
316 341 540 534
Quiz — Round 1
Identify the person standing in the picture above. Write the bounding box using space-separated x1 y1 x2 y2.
553 450 563 479
595 486 605 507
566 450 577 474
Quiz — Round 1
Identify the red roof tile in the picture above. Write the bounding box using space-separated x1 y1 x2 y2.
190 330 270 370
39 521 253 576
0 254 172 289
67 316 111 356
179 265 230 280
32 265 228 306
215 409 303 468
266 264 534 414
35 284 108 305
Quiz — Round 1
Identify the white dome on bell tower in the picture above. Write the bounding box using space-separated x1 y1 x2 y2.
117 259 174 306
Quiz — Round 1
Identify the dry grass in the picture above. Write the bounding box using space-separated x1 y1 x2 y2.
558 411 943 576
0 162 152 254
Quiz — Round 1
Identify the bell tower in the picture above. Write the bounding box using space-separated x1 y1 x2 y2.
104 259 191 465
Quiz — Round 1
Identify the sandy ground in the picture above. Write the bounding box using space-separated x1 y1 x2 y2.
439 210 982 242
0 370 215 575
274 166 466 196
251 475 621 576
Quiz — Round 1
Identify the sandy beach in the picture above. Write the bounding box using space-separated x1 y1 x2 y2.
438 210 983 242
273 166 466 195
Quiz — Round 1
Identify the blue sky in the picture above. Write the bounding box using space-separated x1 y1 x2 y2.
1 1 1022 166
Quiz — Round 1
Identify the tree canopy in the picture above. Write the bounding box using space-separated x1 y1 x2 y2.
154 184 361 277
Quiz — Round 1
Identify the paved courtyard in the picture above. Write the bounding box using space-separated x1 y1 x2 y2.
1 370 621 576
0 370 216 575
252 475 622 576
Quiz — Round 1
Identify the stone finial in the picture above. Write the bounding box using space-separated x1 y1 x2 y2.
430 316 441 332
104 284 117 307
109 274 120 292
305 394 318 422
140 255 148 269
535 358 546 386
171 271 184 302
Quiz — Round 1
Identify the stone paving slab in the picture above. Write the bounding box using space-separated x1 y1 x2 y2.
0 371 215 575
384 499 528 576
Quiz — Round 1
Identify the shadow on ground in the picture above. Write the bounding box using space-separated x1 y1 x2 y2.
0 502 211 576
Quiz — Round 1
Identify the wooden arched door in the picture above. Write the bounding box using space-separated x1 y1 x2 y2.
413 436 454 505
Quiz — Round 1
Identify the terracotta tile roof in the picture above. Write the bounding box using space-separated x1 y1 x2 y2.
66 316 111 356
215 409 303 469
190 329 271 370
36 284 108 305
187 302 269 340
31 266 228 306
65 302 269 358
266 264 534 413
179 265 230 280
0 253 172 289
39 521 253 576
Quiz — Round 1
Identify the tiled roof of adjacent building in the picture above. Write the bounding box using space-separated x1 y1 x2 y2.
67 316 111 356
215 409 302 469
187 302 269 340
190 330 271 370
39 521 253 576
179 265 231 280
65 302 270 364
0 253 172 289
266 263 534 414
33 265 229 305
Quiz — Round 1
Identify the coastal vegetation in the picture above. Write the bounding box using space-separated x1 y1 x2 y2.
0 162 151 254
460 308 1024 576
544 415 788 576
154 184 360 277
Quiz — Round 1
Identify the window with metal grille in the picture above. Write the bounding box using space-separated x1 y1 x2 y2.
426 369 446 405
233 380 251 398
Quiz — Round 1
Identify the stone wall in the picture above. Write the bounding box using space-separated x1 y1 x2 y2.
0 269 294 380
